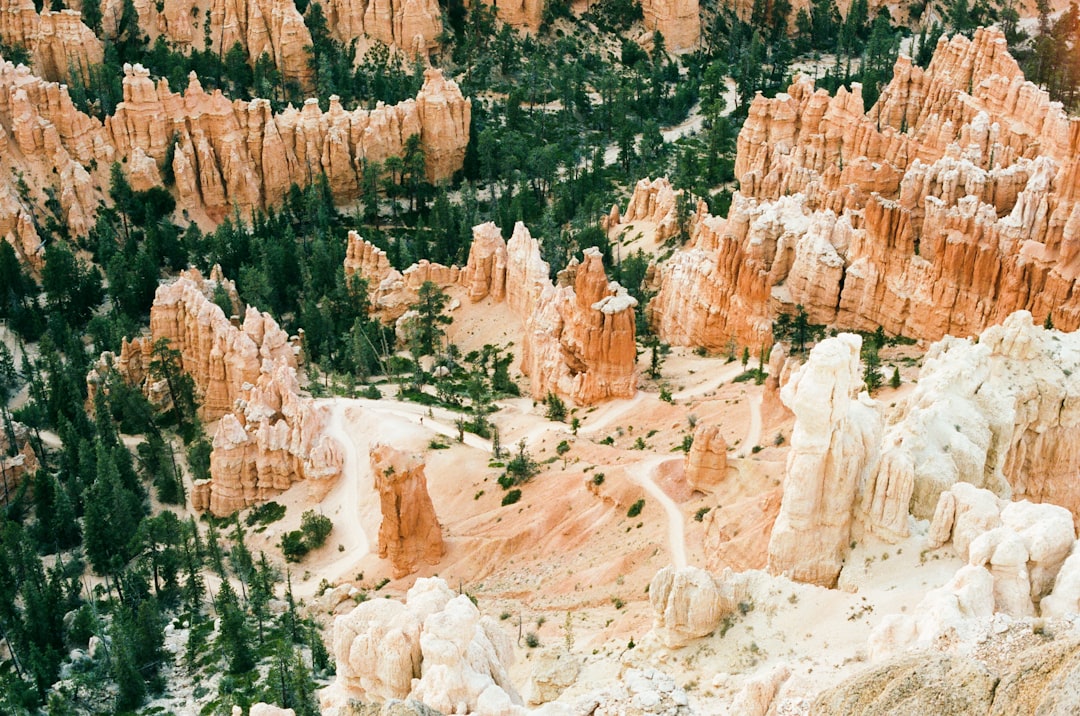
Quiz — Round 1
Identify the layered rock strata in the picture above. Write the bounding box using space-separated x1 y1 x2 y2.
0 59 469 250
650 28 1080 351
369 443 444 578
0 0 103 81
639 0 700 52
767 334 882 587
326 577 522 713
89 269 341 515
322 0 443 55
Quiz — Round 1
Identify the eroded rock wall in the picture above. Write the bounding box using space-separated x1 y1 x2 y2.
0 59 469 253
650 28 1080 351
0 0 103 82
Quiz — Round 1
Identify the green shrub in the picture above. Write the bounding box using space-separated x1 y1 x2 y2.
627 499 645 517
281 530 309 562
502 489 522 506
556 440 570 455
545 392 567 422
301 510 333 549
592 472 605 486
245 501 286 527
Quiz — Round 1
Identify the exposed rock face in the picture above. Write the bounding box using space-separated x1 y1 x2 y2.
0 59 469 252
343 232 460 322
460 222 507 303
323 0 443 56
369 443 444 578
458 221 638 405
813 652 998 716
522 248 638 404
0 422 39 506
106 64 469 220
648 565 738 648
89 269 341 515
651 28 1080 351
767 334 882 587
577 668 692 716
479 0 542 32
100 0 313 87
604 177 688 243
327 577 522 713
0 60 102 242
0 0 103 82
147 269 295 420
208 359 343 515
639 0 700 52
683 424 727 494
868 311 1080 526
927 483 1076 616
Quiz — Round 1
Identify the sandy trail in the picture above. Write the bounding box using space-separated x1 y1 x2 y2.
322 400 369 557
627 455 687 569
735 392 763 458
355 397 494 452
672 360 747 401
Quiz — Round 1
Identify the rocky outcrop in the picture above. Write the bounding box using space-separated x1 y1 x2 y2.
326 577 522 713
812 652 998 716
457 221 638 405
928 482 1076 616
369 443 444 578
767 334 882 587
865 311 1080 527
639 0 700 52
460 222 507 303
683 424 727 494
650 28 1080 350
0 59 469 252
0 422 39 506
100 0 313 87
323 0 443 56
343 232 460 322
603 177 688 243
479 0 542 32
522 247 638 404
648 565 740 648
0 0 103 82
106 64 469 220
89 269 340 515
0 60 102 241
208 359 342 515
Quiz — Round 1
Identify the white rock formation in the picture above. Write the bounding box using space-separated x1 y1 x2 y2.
327 577 523 714
767 334 883 587
649 565 737 649
866 311 1080 526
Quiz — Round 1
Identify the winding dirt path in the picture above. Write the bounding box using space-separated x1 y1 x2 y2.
627 455 687 569
735 392 763 458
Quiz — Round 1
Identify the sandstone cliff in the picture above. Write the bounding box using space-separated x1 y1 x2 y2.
0 0 103 82
767 334 882 587
89 269 341 516
0 59 470 250
650 28 1080 351
639 0 700 52
369 443 444 578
